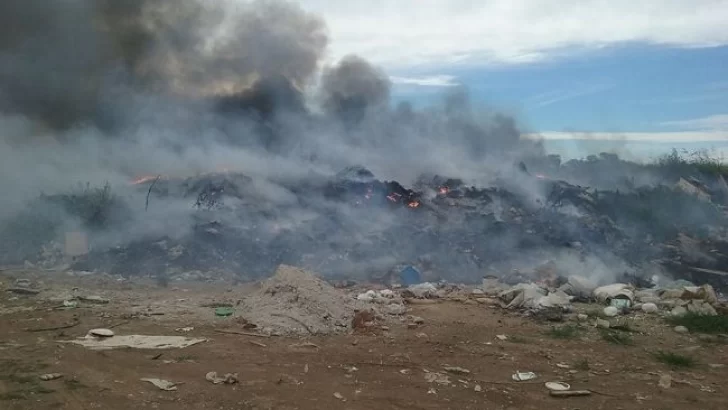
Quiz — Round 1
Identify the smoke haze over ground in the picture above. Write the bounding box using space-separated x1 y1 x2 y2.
1 1 725 288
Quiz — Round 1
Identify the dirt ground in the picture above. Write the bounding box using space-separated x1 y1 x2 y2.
1 269 727 410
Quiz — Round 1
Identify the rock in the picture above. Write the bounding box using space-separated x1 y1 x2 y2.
471 288 485 296
333 392 345 401
88 328 114 338
658 374 672 389
641 303 659 314
671 306 688 317
596 318 610 329
708 364 725 369
577 314 588 322
474 384 482 392
674 326 689 334
411 316 425 325
687 300 718 316
382 304 407 316
603 306 619 317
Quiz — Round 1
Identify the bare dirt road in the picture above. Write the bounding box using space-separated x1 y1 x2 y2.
1 270 727 410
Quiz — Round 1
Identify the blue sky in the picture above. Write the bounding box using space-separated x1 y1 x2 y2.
298 0 728 159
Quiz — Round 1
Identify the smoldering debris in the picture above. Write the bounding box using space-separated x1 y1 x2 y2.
3 160 728 292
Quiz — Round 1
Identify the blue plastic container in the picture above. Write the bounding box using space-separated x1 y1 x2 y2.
399 265 422 286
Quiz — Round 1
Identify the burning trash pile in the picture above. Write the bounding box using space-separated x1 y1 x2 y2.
2 156 728 294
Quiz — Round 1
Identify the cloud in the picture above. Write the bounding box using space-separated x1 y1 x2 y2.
526 83 614 107
390 75 459 87
529 131 728 142
661 114 728 131
296 0 728 68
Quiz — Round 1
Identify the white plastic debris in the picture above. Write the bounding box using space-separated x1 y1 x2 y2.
512 371 537 381
141 378 178 391
88 328 114 338
544 381 570 391
408 283 438 299
65 335 207 350
593 284 634 304
39 373 63 381
205 372 238 385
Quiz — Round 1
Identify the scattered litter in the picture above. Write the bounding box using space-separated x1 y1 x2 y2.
474 384 482 392
550 390 591 397
25 319 80 332
399 369 411 375
215 307 235 317
512 371 537 381
175 327 194 333
544 381 570 391
65 335 207 350
62 300 78 308
404 282 438 299
496 334 508 341
555 363 570 369
333 392 346 401
424 371 451 385
427 387 437 394
77 295 109 304
141 378 178 391
88 328 115 338
289 342 320 350
444 366 471 375
205 372 239 385
214 329 270 338
658 374 672 389
248 340 267 348
39 373 63 381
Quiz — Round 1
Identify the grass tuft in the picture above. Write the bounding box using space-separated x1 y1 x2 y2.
600 329 635 346
547 325 581 339
667 313 728 334
653 350 697 368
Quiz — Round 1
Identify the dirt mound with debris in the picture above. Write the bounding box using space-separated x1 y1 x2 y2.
240 265 363 336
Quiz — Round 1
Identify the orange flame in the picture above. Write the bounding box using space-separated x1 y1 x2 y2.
131 175 161 185
386 193 401 202
438 186 449 195
408 201 420 208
